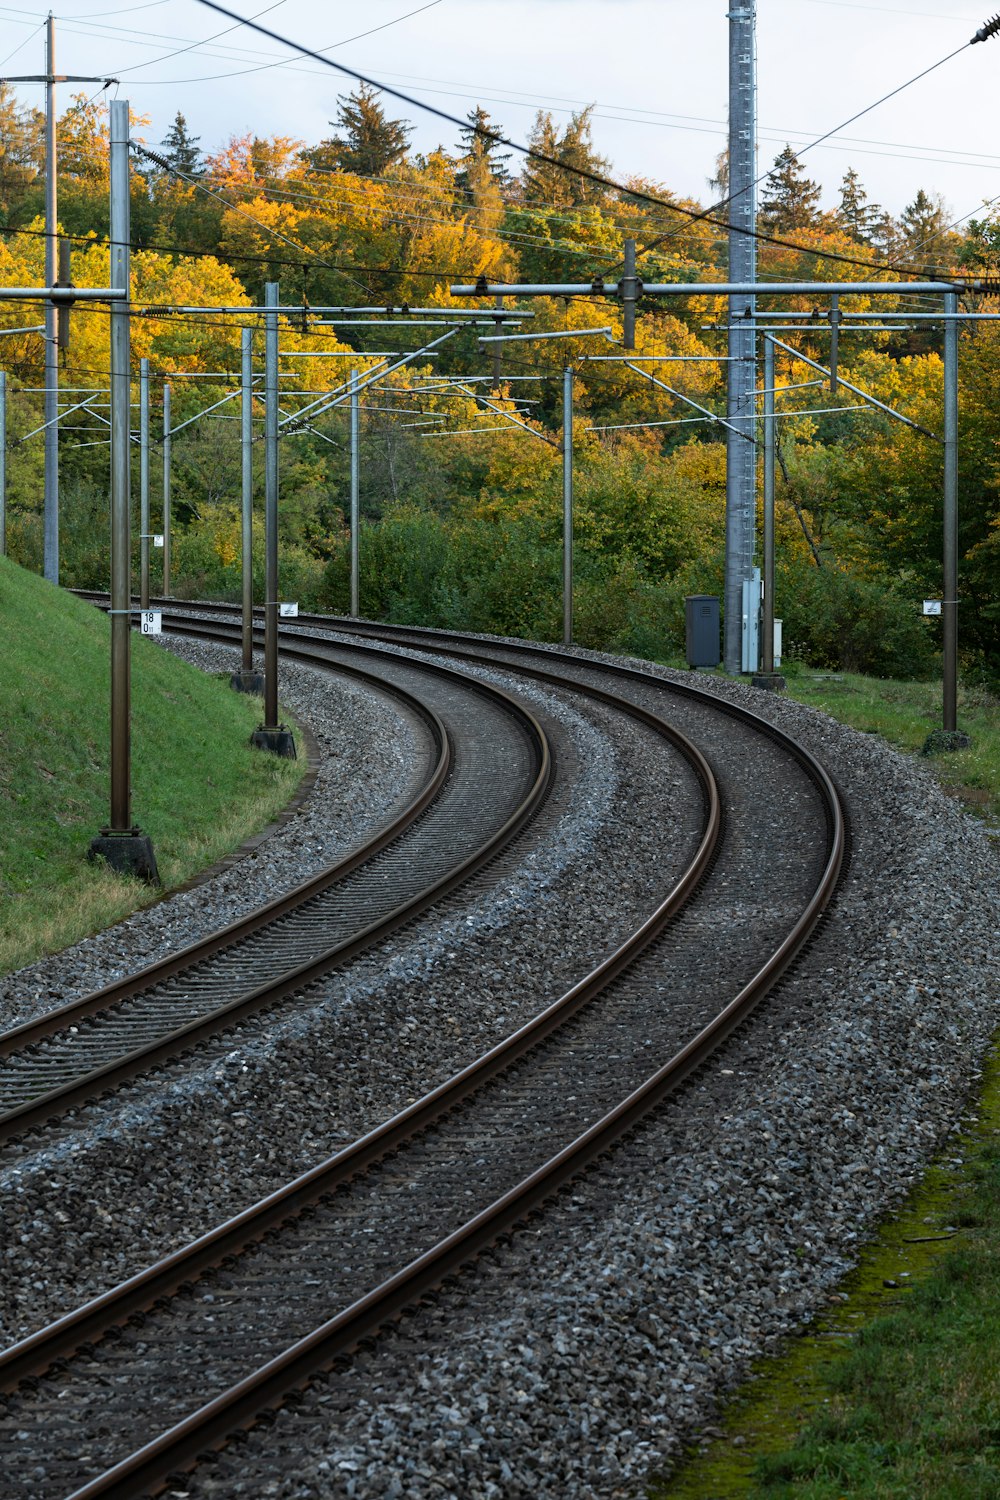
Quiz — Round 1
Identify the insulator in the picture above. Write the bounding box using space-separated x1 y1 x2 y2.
971 13 1000 41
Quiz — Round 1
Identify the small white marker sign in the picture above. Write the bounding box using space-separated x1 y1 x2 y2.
279 602 299 618
140 610 162 635
153 533 164 548
923 599 942 616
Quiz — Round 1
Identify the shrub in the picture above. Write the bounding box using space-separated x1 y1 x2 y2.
776 561 937 679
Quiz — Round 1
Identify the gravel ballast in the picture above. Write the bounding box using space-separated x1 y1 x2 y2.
0 636 702 1342
1 634 997 1500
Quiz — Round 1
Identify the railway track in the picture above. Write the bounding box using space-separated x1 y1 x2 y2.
0 637 553 1141
0 605 846 1498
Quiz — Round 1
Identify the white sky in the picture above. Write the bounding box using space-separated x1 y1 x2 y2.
1 0 997 225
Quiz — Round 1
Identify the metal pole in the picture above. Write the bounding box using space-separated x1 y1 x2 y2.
43 12 58 583
161 382 171 596
943 290 959 734
350 366 359 616
264 281 279 729
241 327 254 674
724 0 758 674
0 370 6 556
108 97 131 832
761 336 776 675
450 279 965 299
563 366 573 647
622 237 637 351
492 295 503 393
139 356 149 609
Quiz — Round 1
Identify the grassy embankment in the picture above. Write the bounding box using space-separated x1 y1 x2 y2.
650 666 1000 1499
0 555 305 976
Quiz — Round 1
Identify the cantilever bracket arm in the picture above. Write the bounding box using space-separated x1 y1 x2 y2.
622 360 756 445
769 337 942 442
450 382 558 447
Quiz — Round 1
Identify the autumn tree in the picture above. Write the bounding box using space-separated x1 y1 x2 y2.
707 148 728 200
758 145 823 234
205 131 304 191
0 84 43 218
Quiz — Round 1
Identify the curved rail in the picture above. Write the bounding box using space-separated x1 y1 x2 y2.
0 613 846 1500
0 633 552 1140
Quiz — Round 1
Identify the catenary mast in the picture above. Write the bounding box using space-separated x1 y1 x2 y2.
724 2 758 673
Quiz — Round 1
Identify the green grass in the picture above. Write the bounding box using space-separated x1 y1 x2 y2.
651 1041 1000 1500
648 664 1000 1500
0 555 305 975
780 667 1000 825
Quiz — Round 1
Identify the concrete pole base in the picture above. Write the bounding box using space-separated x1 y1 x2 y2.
921 729 972 755
751 672 787 693
88 828 160 884
251 725 297 759
231 670 265 695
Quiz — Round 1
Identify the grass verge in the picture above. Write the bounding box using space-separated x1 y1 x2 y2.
652 1041 1000 1500
648 666 999 1499
780 668 1000 826
0 556 306 976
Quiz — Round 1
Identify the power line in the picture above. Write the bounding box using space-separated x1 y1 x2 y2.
190 0 973 282
617 34 975 273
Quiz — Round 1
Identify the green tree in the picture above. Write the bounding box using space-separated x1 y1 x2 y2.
455 105 512 198
520 107 611 209
836 167 881 246
159 111 204 177
306 84 412 178
959 213 1000 276
758 145 823 234
898 188 954 269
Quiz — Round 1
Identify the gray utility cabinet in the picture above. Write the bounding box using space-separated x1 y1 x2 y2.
685 594 720 668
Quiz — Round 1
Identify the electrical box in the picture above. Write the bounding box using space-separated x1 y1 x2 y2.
685 594 720 668
741 569 761 674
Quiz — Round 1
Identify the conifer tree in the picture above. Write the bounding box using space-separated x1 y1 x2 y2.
899 188 953 266
160 111 204 177
520 107 611 209
758 145 823 234
455 106 512 197
310 84 412 178
836 167 881 245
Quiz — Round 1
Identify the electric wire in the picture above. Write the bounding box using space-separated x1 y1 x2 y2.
0 14 44 69
190 0 980 283
615 36 975 272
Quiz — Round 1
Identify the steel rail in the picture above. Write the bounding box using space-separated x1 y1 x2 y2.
0 613 845 1500
0 652 447 1061
0 631 552 1140
0 696 718 1393
54 699 843 1500
259 607 847 825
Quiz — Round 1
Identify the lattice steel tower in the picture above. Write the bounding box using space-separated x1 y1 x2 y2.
724 3 758 673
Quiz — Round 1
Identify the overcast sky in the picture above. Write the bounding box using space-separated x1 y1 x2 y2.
2 0 998 225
